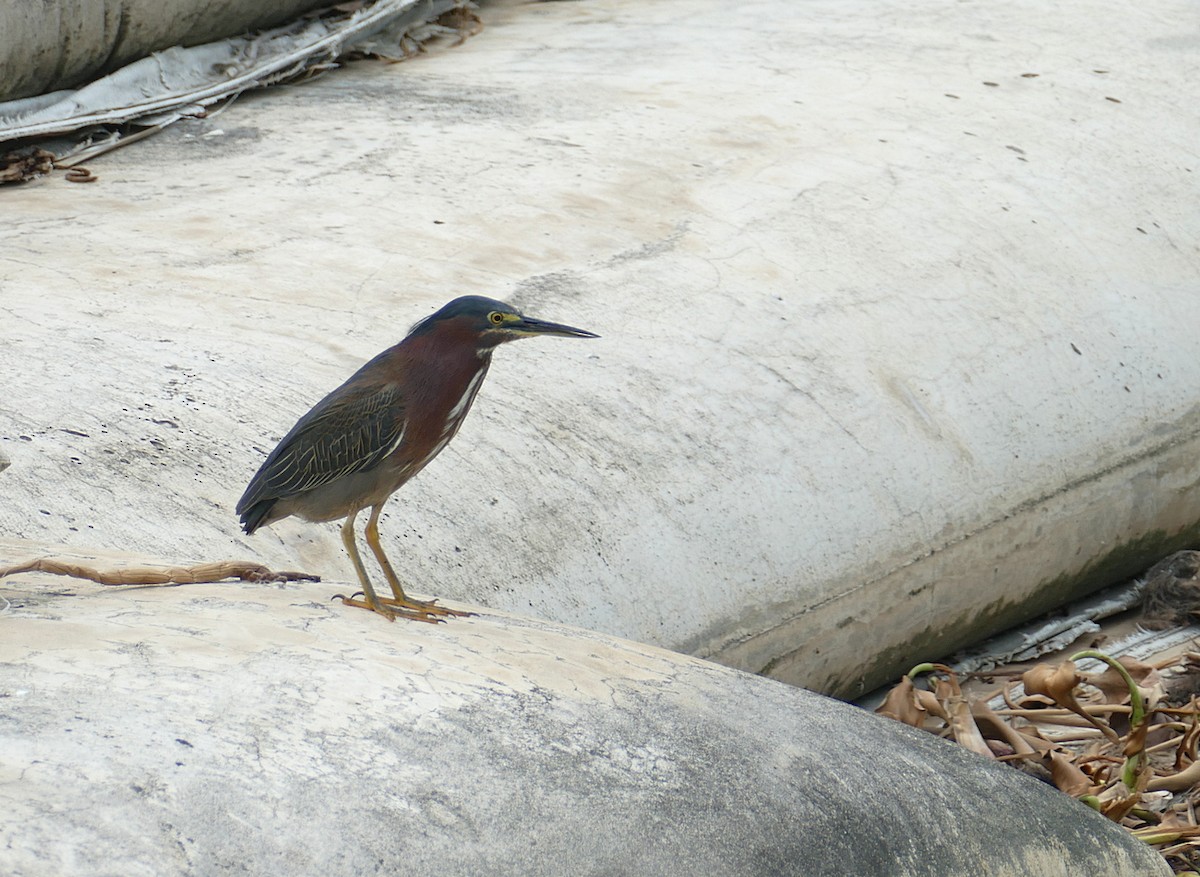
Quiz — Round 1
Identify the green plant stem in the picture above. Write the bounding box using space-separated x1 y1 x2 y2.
1069 649 1145 788
906 662 937 678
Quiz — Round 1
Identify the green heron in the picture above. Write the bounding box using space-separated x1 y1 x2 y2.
237 295 598 622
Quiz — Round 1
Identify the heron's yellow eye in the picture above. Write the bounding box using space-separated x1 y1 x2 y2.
488 311 505 325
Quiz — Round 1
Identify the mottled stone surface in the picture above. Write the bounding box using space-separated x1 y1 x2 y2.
0 575 1169 876
2 0 1198 698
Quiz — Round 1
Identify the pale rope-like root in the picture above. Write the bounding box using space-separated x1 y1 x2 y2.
0 558 319 586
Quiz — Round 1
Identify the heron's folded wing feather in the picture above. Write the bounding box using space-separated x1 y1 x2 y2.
238 382 406 510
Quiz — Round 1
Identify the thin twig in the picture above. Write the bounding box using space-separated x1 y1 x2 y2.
995 705 1133 718
1 557 319 586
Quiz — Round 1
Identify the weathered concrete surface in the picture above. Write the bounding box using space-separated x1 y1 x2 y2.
2 0 1199 697
0 571 1170 877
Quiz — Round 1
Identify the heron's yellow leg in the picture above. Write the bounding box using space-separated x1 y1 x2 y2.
364 505 473 619
334 511 399 621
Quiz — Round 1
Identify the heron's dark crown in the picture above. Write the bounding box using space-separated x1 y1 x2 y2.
408 295 516 338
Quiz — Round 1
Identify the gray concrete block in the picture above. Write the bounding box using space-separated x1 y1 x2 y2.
2 0 1197 698
0 0 334 102
0 581 1169 876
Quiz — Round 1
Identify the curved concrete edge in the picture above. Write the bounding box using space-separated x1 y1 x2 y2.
2 0 1199 697
713 416 1200 697
0 576 1169 877
0 0 334 103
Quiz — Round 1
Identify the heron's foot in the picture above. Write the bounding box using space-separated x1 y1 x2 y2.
379 595 476 619
332 592 449 624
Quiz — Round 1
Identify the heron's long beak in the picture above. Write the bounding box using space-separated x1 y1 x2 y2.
515 315 599 339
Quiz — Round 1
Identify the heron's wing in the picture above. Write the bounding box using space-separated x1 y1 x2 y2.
237 381 406 511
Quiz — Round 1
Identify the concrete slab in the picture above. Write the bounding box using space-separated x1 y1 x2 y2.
0 572 1170 876
0 0 334 102
2 0 1199 697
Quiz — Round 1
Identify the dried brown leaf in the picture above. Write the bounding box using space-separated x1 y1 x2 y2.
876 676 927 727
1023 661 1084 703
1124 719 1151 760
1148 759 1200 793
938 679 993 758
1045 750 1100 797
971 700 1053 756
1101 765 1153 820
1178 719 1200 769
986 739 1015 758
1140 679 1166 714
914 688 948 721
1087 656 1158 704
1154 812 1200 834
1023 661 1120 742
